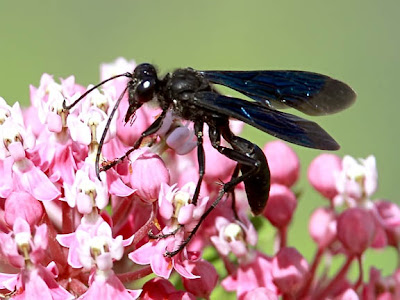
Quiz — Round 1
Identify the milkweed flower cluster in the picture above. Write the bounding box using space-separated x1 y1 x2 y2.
0 57 398 299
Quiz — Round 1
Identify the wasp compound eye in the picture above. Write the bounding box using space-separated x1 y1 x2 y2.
136 79 156 102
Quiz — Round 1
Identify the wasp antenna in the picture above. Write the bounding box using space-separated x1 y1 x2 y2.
95 84 129 180
63 72 131 110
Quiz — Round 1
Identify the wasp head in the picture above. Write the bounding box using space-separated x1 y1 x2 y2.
125 63 158 123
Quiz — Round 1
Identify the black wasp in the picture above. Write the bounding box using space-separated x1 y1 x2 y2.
64 63 356 256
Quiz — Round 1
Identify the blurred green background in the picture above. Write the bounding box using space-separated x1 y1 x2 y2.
0 0 398 295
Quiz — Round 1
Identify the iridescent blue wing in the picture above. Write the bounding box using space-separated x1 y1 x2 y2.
193 91 339 150
201 70 356 116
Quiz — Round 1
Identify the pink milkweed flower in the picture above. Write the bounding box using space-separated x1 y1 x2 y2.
129 148 170 202
68 88 118 147
182 259 218 299
375 200 400 247
158 182 208 234
0 97 24 126
63 159 134 213
308 153 342 200
263 184 297 229
31 74 84 120
0 261 74 300
210 214 257 261
0 218 48 269
263 141 300 187
75 221 133 270
57 216 133 270
129 235 199 279
36 76 84 134
334 155 378 207
222 251 277 299
78 269 142 300
130 182 206 278
271 247 309 297
337 207 376 256
0 118 35 161
64 168 108 214
42 86 69 133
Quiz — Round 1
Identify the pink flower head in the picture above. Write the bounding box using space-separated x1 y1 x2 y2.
264 184 297 228
210 214 257 261
271 247 309 296
337 207 376 256
129 148 170 202
182 259 218 298
5 191 44 227
308 153 342 200
0 218 48 268
334 155 378 207
308 207 337 248
263 140 300 187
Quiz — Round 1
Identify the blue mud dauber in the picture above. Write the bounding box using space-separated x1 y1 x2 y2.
64 63 356 256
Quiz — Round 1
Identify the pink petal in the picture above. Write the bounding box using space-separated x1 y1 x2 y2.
106 169 135 197
178 204 195 225
150 253 173 279
8 142 26 161
76 193 93 214
15 160 60 201
46 111 63 133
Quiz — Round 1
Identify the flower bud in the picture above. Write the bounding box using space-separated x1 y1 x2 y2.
308 207 336 248
308 154 342 199
271 247 309 296
129 149 170 202
263 141 299 187
337 207 376 255
5 191 43 227
264 184 297 228
182 260 218 298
